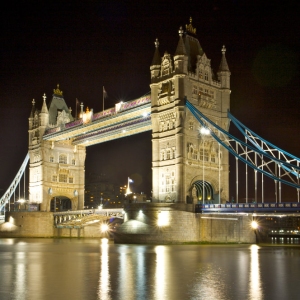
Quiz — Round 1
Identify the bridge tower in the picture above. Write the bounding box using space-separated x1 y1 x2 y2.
150 18 231 203
28 85 86 211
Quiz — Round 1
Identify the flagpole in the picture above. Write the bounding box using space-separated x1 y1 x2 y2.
103 86 104 112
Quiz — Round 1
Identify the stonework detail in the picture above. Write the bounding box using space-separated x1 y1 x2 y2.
150 19 230 204
28 87 85 212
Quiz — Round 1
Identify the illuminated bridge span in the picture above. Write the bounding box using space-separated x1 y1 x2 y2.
44 94 151 146
186 99 300 203
1 98 299 213
1 21 300 214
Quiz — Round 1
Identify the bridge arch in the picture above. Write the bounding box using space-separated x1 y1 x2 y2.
191 180 214 204
50 196 72 212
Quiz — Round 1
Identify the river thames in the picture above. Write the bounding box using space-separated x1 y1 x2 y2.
0 238 299 300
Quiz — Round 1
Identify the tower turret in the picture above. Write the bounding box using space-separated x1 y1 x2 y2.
217 45 231 89
150 38 161 81
39 93 49 137
174 27 188 73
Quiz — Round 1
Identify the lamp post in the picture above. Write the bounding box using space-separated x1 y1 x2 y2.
48 188 53 212
74 190 79 211
200 127 210 205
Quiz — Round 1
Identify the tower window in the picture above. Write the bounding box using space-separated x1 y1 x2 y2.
59 154 67 164
52 175 57 182
59 174 68 183
50 156 54 163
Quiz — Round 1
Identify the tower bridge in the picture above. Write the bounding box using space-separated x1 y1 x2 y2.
0 18 299 243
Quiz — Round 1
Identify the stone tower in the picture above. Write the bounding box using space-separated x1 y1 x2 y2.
150 18 231 204
28 85 86 211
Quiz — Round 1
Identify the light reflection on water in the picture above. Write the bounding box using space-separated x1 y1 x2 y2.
0 239 300 300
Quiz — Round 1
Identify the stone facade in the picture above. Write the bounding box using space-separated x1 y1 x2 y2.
115 203 255 244
28 87 86 212
150 19 231 204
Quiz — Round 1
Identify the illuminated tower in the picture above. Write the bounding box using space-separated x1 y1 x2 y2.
150 18 231 203
28 85 86 211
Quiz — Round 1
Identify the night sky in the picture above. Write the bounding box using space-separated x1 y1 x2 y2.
0 1 299 199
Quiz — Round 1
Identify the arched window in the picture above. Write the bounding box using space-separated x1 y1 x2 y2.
59 154 67 164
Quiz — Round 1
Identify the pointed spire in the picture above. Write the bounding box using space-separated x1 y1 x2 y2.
174 27 187 56
30 99 36 118
151 38 161 66
41 93 48 114
218 45 230 72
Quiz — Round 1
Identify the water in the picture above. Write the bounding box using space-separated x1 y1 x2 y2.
0 239 300 300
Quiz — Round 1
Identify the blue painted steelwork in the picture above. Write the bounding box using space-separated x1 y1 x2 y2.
185 99 300 190
195 202 300 213
228 111 300 178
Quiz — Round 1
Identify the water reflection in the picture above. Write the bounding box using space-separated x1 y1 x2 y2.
14 252 27 300
249 245 262 300
1 239 300 300
98 238 110 300
155 246 166 299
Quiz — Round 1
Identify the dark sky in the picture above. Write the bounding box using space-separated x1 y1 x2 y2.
0 1 299 199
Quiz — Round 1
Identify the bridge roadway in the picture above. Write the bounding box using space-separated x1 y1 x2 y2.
43 95 151 146
53 208 124 228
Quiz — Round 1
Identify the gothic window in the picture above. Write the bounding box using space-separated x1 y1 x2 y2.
69 177 74 183
193 85 197 95
59 174 68 183
71 159 75 165
172 149 176 159
199 69 203 79
205 72 208 81
50 156 54 163
192 149 198 160
167 122 170 130
189 121 194 130
167 150 171 160
161 152 165 161
211 153 216 163
204 150 209 162
52 175 57 182
59 154 67 164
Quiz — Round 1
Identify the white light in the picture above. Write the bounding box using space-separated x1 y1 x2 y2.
157 211 169 227
200 127 210 135
18 199 26 203
101 223 109 232
142 112 148 117
251 221 258 229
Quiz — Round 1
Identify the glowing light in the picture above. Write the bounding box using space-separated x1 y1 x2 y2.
101 238 109 245
101 223 109 232
200 127 210 135
251 220 258 229
157 211 169 227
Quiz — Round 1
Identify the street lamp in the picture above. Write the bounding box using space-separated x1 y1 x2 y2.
200 127 210 205
74 190 79 211
48 188 53 212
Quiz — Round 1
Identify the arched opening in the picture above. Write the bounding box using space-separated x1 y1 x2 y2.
50 196 72 212
192 180 214 204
